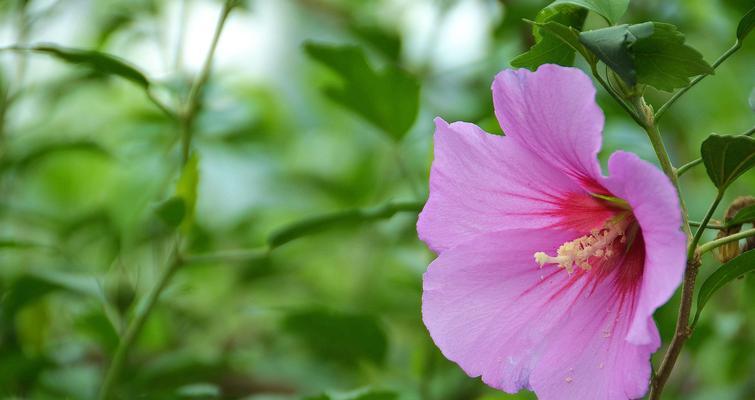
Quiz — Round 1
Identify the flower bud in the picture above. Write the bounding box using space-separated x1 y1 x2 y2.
715 196 755 263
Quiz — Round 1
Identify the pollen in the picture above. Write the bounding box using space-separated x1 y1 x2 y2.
533 216 630 274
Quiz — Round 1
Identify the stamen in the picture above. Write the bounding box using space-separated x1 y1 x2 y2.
533 216 630 274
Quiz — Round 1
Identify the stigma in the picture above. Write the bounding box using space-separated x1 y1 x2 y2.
534 216 630 274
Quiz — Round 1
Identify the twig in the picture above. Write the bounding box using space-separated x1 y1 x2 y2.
179 0 235 164
699 227 755 255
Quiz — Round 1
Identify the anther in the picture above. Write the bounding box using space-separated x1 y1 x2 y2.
533 216 630 273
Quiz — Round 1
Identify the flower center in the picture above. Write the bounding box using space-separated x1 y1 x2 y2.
534 215 631 274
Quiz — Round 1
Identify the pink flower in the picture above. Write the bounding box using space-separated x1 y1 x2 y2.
417 64 686 399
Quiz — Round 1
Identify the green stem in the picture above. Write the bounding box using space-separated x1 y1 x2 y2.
147 90 178 121
630 97 692 237
675 125 755 177
98 251 183 400
699 227 755 255
689 220 725 230
179 0 235 164
675 158 703 177
98 3 235 398
689 192 725 258
655 41 742 121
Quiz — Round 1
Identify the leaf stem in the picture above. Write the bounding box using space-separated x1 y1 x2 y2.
688 220 725 230
675 158 703 177
655 41 742 121
590 66 644 126
699 227 755 255
147 90 178 121
689 192 725 259
179 0 235 164
649 191 724 399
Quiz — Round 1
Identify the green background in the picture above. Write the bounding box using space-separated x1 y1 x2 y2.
0 0 753 399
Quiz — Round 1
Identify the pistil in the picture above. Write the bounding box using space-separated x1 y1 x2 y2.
534 215 630 274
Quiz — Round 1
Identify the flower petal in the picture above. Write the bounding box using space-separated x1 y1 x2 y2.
417 118 589 253
601 151 687 344
529 297 658 400
422 228 575 393
423 228 658 399
492 64 604 189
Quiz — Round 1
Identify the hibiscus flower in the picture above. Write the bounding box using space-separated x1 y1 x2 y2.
418 64 686 399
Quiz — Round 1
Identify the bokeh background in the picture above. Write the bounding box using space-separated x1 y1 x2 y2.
0 0 754 399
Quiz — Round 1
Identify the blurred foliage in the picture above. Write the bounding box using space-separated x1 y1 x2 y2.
0 0 753 399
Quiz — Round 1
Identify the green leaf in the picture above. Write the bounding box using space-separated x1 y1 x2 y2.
694 249 755 325
0 140 111 172
551 0 629 24
511 5 588 70
348 24 401 62
304 42 419 141
176 155 200 230
632 23 714 91
155 197 187 229
267 201 422 248
0 239 49 250
700 134 755 190
726 204 755 227
579 22 714 91
737 6 755 42
2 271 100 318
282 308 388 367
579 22 654 85
24 44 150 88
532 20 596 64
